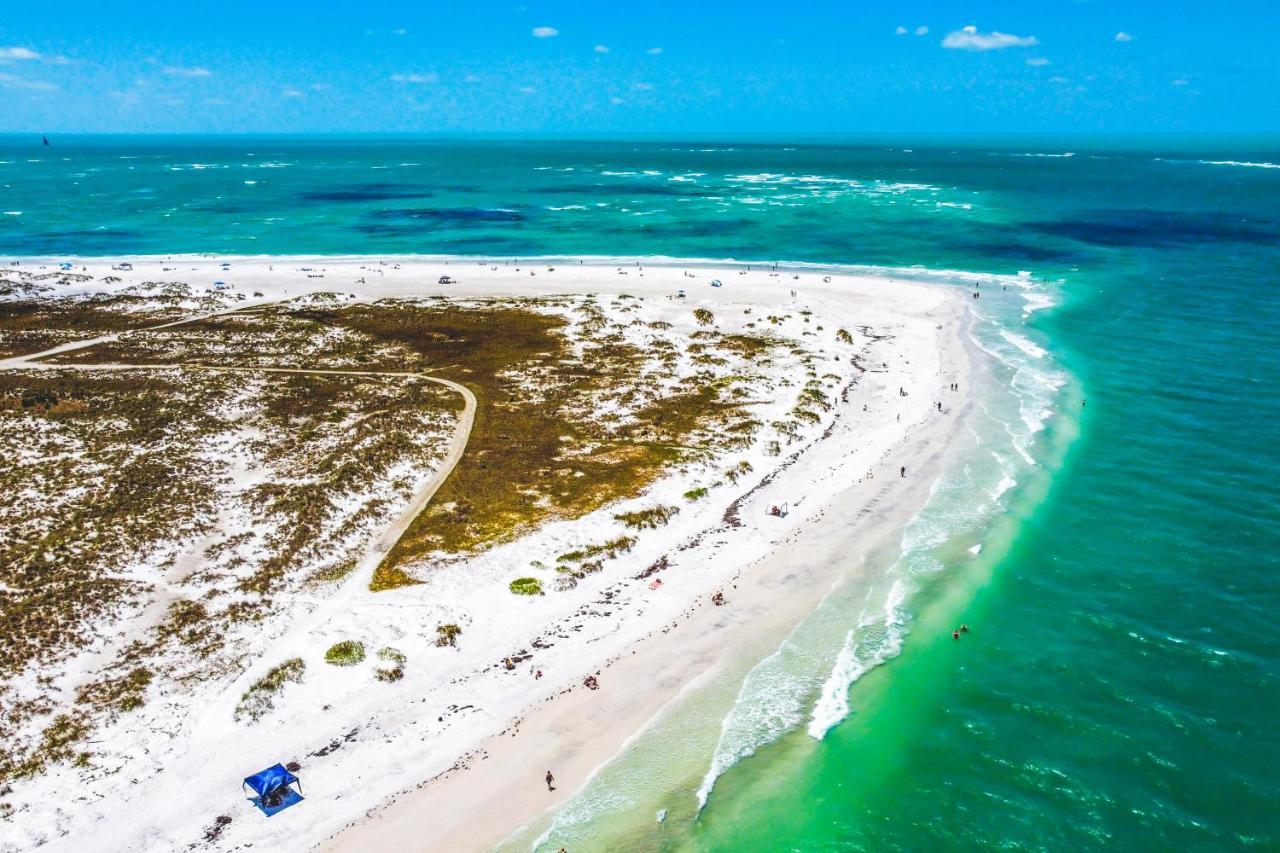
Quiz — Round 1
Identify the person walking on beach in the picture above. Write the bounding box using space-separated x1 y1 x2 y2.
900 465 906 477
545 770 555 791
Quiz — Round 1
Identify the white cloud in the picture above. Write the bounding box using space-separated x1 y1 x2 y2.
281 87 304 98
915 26 929 36
519 85 536 93
205 97 231 106
0 71 56 91
0 47 40 61
1115 31 1133 42
1026 57 1051 67
632 82 653 90
1049 75 1069 84
1172 77 1189 86
647 47 663 55
610 96 624 104
162 65 212 78
942 25 1039 51
392 28 407 36
390 72 439 84
532 26 558 38
464 74 480 83
310 83 329 91
895 26 908 35
594 44 610 53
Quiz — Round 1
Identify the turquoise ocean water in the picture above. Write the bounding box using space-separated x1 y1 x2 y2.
1 135 1277 850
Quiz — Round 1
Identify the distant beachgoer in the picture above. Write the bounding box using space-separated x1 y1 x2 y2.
960 624 969 633
546 770 555 791
937 402 942 412
953 630 960 640
900 466 906 477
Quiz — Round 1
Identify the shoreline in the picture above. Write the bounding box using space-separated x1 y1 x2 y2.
1 255 980 853
13 250 1030 288
316 270 975 851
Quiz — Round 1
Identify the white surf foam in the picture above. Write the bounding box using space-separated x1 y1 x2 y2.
806 578 910 740
695 629 821 809
1199 159 1280 169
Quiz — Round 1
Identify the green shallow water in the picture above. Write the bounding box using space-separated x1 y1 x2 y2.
2 134 1277 849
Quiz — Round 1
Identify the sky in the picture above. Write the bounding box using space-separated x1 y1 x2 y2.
0 1 1277 135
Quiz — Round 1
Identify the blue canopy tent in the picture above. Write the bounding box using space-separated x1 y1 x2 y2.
243 764 304 817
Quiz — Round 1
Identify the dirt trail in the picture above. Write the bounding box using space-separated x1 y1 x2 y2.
0 296 478 571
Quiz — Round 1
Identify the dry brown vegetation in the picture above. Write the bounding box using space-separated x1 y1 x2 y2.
0 360 456 780
0 295 194 359
351 300 769 585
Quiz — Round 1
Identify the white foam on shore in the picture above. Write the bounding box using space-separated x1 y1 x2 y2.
695 624 822 809
806 578 909 739
719 273 1067 765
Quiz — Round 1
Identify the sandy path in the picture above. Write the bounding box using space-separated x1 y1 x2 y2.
0 300 478 574
0 300 479 714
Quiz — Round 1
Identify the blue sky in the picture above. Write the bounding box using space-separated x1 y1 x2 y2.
0 1 1276 134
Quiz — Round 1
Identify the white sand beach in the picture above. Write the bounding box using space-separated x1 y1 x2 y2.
0 256 975 852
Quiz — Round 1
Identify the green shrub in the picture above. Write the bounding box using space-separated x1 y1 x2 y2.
682 487 708 501
324 640 366 666
235 658 305 722
509 577 543 596
557 536 636 564
435 624 462 647
614 505 679 529
376 665 404 682
369 647 406 682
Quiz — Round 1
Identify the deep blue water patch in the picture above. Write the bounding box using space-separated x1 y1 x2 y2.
367 207 527 223
0 229 147 255
1029 209 1280 248
299 183 436 202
